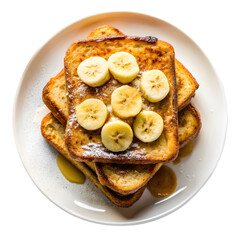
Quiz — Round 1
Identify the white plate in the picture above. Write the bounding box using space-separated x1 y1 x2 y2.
13 12 227 225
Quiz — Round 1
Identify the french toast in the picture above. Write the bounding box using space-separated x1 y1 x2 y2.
39 25 202 207
42 26 200 195
64 36 178 164
95 103 201 195
41 112 145 207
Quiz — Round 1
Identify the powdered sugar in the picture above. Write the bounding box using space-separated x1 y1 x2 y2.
82 142 145 160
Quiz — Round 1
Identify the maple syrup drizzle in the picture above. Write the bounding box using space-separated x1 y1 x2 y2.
173 141 194 165
147 165 177 198
56 154 85 184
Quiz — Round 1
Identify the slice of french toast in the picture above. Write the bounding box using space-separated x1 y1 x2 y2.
41 112 145 208
95 103 201 195
64 35 178 164
42 27 198 127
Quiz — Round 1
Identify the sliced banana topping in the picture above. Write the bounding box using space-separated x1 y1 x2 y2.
133 110 164 143
101 120 133 152
77 57 110 87
75 98 108 130
108 52 139 83
111 85 142 119
140 70 169 102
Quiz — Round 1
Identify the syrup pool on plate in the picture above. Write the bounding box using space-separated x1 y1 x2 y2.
147 141 195 198
173 141 194 165
147 165 177 198
56 154 85 184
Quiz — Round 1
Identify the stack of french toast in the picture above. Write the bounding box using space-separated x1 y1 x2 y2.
41 25 201 207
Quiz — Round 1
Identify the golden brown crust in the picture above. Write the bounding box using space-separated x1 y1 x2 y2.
178 98 191 112
87 25 124 39
95 163 162 195
64 36 179 164
178 104 202 148
42 69 68 126
175 59 199 110
41 113 144 207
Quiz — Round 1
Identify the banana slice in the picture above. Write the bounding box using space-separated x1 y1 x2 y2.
140 70 169 102
111 85 142 119
133 110 164 142
75 98 108 130
108 52 139 83
77 57 110 87
101 120 133 152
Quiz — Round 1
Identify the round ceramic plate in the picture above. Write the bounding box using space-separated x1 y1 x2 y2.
13 12 227 225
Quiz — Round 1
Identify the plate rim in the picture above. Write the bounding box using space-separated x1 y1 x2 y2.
12 11 228 225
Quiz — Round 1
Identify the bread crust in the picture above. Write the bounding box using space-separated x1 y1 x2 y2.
87 25 124 39
179 104 202 148
175 59 199 110
42 69 67 126
95 163 162 195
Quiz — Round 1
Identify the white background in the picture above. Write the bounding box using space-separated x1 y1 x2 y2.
1 0 239 239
